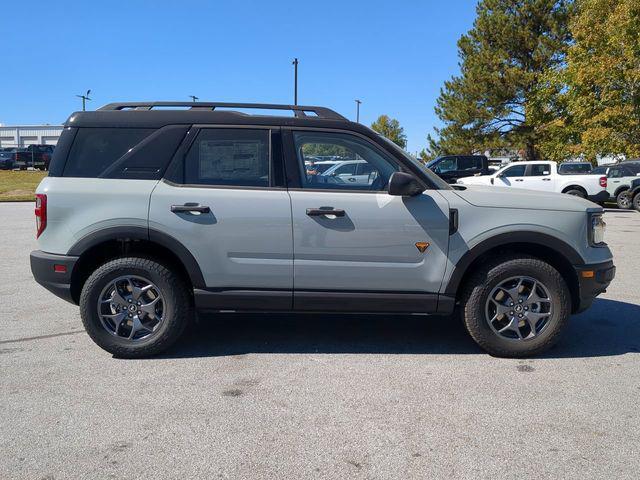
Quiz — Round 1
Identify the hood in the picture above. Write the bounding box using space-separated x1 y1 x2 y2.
453 184 599 212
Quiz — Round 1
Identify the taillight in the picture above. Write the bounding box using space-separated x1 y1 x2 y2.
35 194 47 238
600 176 607 188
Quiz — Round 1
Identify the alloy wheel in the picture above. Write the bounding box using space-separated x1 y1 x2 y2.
484 276 553 341
97 275 165 341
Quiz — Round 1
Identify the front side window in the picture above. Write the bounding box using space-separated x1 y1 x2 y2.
502 165 526 177
294 131 398 191
433 157 457 173
183 129 270 187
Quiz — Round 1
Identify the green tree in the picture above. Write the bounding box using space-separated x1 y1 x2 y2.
564 0 640 160
432 0 573 160
371 115 407 149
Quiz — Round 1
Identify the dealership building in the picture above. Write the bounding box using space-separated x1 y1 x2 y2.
0 125 63 148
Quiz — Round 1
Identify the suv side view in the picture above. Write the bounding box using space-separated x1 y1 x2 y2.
31 102 615 358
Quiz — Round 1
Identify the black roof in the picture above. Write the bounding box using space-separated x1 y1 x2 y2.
65 101 369 131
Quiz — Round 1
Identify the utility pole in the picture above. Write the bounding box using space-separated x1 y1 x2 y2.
189 95 199 102
355 99 362 123
76 90 92 111
292 58 299 105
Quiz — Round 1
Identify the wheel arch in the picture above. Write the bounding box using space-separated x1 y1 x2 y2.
444 232 583 313
613 185 630 198
561 184 587 195
67 226 205 303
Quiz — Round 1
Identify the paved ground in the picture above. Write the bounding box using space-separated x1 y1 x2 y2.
1 202 639 480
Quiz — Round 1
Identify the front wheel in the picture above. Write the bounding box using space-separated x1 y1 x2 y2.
79 257 192 358
633 192 640 212
460 255 571 357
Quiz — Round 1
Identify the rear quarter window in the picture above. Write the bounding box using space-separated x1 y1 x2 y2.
62 128 154 177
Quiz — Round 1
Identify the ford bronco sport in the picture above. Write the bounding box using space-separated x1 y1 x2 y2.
30 102 615 358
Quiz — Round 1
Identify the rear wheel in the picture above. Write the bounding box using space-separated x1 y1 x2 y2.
616 190 632 209
565 188 586 198
633 192 640 212
460 255 571 357
79 257 192 358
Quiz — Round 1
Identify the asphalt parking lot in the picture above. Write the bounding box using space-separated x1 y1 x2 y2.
1 202 639 480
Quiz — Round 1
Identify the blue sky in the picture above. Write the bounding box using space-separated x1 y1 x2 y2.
1 0 477 153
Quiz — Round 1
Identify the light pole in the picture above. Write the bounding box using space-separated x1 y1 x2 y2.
355 99 362 123
189 95 199 102
292 58 299 105
76 90 91 111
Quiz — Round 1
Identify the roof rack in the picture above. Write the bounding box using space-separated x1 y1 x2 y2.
97 102 347 120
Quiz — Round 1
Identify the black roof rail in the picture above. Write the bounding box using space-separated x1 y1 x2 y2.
97 102 347 120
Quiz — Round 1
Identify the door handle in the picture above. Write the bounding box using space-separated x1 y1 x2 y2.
542 178 551 181
306 208 345 217
515 179 524 182
347 177 356 182
171 204 211 214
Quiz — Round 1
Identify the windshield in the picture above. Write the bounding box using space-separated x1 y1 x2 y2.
376 135 451 190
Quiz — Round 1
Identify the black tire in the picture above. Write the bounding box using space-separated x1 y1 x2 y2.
460 255 571 357
633 192 640 212
79 257 192 358
616 190 632 209
564 188 586 198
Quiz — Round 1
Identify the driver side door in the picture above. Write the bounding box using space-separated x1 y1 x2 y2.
285 129 451 312
495 164 528 189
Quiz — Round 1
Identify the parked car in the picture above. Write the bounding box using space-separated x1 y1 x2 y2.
457 161 609 202
14 144 55 170
603 161 640 209
626 178 640 211
427 155 490 183
557 162 592 175
30 101 614 358
320 159 378 185
0 149 18 169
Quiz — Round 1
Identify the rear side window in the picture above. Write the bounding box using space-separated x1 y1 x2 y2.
63 128 154 177
183 128 270 187
458 157 480 170
528 164 551 176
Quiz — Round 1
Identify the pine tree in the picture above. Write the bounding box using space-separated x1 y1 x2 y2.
432 0 572 160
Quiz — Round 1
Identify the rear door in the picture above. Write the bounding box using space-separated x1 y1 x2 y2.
525 163 556 192
285 129 451 312
149 126 293 308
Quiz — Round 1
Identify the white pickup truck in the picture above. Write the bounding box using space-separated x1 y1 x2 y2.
456 161 609 203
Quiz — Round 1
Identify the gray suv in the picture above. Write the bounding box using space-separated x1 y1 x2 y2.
30 102 615 358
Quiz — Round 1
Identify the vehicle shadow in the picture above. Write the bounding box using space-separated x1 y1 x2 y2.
160 298 640 359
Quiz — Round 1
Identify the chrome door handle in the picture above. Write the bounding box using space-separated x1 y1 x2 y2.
306 208 345 217
171 204 211 214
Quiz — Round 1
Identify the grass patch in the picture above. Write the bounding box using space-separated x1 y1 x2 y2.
0 170 48 201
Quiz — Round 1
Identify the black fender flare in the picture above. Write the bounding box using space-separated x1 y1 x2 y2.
443 231 584 296
613 186 630 198
67 226 206 289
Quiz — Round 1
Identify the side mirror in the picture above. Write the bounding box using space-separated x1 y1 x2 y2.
388 172 424 196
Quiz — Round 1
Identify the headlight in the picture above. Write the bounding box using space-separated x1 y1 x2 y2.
590 213 606 246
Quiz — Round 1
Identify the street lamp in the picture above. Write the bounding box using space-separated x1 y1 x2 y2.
355 99 362 123
76 90 91 111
